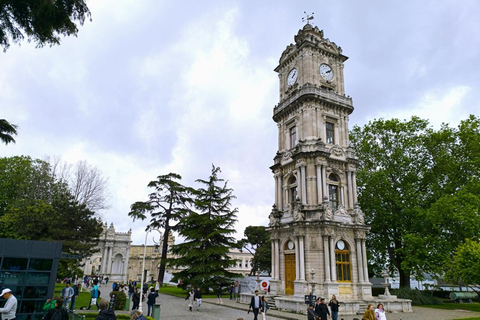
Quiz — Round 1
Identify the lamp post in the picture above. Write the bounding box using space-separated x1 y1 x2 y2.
310 268 316 304
139 228 162 313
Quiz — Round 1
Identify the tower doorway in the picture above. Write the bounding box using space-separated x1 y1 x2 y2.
284 253 295 295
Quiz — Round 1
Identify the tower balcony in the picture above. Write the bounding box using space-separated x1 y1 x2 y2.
273 83 353 120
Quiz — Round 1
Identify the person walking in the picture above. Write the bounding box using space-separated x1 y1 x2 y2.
362 304 375 320
132 288 140 311
70 283 79 311
95 299 116 320
87 285 100 310
0 289 17 320
44 298 68 320
374 303 387 320
185 288 194 312
194 288 202 311
307 304 318 320
328 295 340 320
216 285 223 304
61 282 74 310
315 298 330 320
146 289 158 317
248 290 260 320
260 295 269 320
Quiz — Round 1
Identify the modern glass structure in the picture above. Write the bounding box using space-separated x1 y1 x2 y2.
0 239 62 320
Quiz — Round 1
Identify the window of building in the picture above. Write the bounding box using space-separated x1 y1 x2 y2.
290 126 297 148
328 173 340 210
335 241 351 282
329 185 339 210
326 122 335 144
287 176 298 205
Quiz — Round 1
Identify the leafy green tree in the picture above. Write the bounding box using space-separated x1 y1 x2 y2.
0 156 68 215
128 173 191 286
0 0 91 51
0 156 103 277
445 239 480 290
350 115 480 288
169 165 239 292
0 119 18 145
238 226 271 276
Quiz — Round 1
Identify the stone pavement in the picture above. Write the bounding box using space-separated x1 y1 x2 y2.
81 288 480 320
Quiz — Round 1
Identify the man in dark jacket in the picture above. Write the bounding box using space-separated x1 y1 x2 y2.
132 288 141 310
70 284 79 311
95 299 116 320
315 298 330 320
194 287 202 311
248 290 260 320
146 290 159 317
45 298 69 320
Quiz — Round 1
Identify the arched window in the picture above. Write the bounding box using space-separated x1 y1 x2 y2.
287 176 298 205
328 173 340 210
335 240 351 282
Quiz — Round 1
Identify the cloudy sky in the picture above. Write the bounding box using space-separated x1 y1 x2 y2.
1 0 479 245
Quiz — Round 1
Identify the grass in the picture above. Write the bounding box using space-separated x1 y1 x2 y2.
157 284 230 299
421 302 480 313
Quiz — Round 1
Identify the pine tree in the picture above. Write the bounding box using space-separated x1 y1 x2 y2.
169 165 239 292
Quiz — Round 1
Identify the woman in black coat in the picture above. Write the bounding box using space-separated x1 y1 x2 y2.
44 298 69 320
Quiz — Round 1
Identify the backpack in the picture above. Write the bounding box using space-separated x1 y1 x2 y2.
51 309 63 320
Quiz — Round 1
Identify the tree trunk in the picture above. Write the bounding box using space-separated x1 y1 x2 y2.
157 225 170 287
399 268 411 289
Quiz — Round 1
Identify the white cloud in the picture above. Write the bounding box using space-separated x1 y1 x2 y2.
374 86 472 128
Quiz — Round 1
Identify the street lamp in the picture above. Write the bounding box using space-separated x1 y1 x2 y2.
310 268 316 304
139 228 162 313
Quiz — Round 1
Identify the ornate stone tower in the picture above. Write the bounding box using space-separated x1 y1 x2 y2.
267 23 372 311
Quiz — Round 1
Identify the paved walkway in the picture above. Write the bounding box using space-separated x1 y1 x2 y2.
79 288 480 320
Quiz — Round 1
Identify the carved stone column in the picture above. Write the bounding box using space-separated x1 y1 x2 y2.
330 237 337 282
362 239 369 281
316 164 322 204
356 239 364 282
299 236 305 280
323 235 331 282
347 171 354 210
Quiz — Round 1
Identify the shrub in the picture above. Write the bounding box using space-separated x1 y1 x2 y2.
392 288 443 305
109 290 127 310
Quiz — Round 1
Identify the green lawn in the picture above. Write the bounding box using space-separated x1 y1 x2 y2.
422 302 480 313
158 285 229 299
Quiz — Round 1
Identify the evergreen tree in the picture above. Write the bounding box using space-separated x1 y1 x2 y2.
169 165 239 292
128 173 191 286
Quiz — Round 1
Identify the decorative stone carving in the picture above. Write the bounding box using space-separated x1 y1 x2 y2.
335 205 348 216
269 204 283 227
322 197 333 220
310 236 318 249
282 151 292 160
330 145 345 157
293 197 304 221
354 203 364 224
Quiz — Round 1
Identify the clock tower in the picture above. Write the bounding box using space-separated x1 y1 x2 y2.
267 23 373 312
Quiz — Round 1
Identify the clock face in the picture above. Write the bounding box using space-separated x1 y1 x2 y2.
287 68 298 86
320 63 334 81
336 240 345 250
287 240 294 250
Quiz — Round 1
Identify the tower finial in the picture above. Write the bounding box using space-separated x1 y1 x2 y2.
302 11 314 25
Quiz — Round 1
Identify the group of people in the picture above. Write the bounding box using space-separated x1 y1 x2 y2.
307 298 387 320
248 290 269 320
306 295 340 320
361 303 387 320
185 287 203 312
